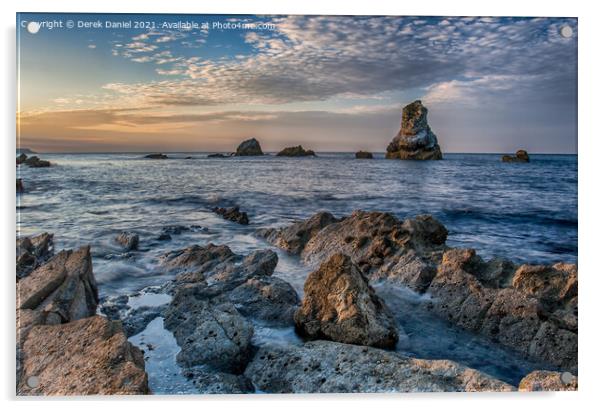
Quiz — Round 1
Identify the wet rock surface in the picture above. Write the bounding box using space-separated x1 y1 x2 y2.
213 206 249 225
295 253 398 348
502 150 530 163
518 370 577 391
18 316 149 395
16 232 54 280
245 340 514 393
262 210 578 373
386 100 442 160
115 231 139 251
276 145 316 157
23 155 51 167
235 138 263 156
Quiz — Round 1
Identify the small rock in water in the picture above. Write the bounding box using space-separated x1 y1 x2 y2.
16 153 28 165
235 138 263 156
276 145 316 157
16 232 54 280
502 150 530 163
213 206 249 225
115 231 139 251
355 151 373 159
24 155 51 168
144 153 168 159
208 153 232 158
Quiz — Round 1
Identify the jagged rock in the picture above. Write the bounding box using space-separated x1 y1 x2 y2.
355 151 373 159
276 145 316 157
17 315 149 395
245 341 514 393
512 263 577 308
144 153 168 159
300 211 447 291
228 276 299 326
115 231 139 251
17 246 98 325
24 156 51 168
163 290 254 372
213 206 249 225
235 138 263 156
295 253 398 348
17 178 24 193
258 211 338 254
519 370 577 391
17 153 28 165
159 243 237 275
16 233 54 280
385 100 442 160
502 150 530 163
182 368 254 393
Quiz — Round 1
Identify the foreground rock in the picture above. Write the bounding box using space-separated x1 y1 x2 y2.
235 138 263 156
213 206 249 225
18 316 149 395
276 145 316 157
24 155 51 168
17 246 98 325
261 210 578 372
245 340 514 393
115 231 139 251
144 153 168 159
162 243 299 377
518 370 577 391
295 253 398 348
502 150 530 163
355 151 373 159
16 233 54 280
386 100 442 160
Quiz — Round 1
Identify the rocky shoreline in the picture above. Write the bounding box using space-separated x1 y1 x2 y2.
16 206 578 394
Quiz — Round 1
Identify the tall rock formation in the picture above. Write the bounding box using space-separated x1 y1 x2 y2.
386 100 443 160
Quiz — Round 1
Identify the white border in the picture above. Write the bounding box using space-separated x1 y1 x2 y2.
2 0 601 408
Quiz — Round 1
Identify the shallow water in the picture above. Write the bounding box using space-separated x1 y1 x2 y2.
17 152 576 391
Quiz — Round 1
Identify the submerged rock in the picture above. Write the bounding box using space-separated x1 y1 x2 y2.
295 253 398 348
144 153 168 159
115 231 139 251
24 155 51 168
208 153 232 158
16 233 54 280
18 316 149 395
245 340 514 393
17 178 24 193
355 151 373 159
502 150 530 163
235 138 263 156
277 145 316 157
519 370 577 391
385 100 442 160
213 206 249 225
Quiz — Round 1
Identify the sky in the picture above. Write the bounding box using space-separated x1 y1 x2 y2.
17 13 578 153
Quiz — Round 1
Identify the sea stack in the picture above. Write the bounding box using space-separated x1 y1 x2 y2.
385 100 442 160
235 138 264 156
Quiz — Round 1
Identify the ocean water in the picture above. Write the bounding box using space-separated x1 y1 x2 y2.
16 152 577 390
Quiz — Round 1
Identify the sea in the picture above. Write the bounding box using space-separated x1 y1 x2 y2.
16 152 578 392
